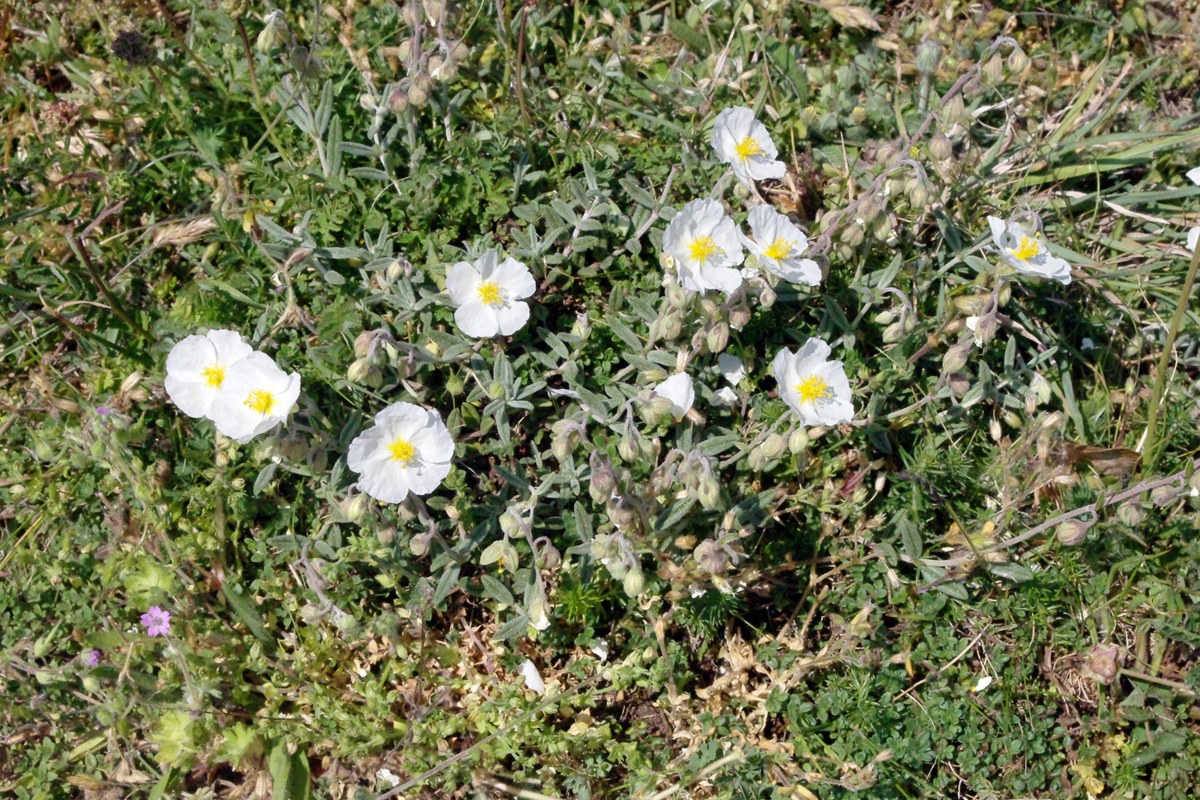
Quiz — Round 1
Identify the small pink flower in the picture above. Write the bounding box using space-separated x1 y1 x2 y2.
141 606 171 637
83 649 100 666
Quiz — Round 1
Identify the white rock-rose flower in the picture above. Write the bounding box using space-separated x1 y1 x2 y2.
711 106 786 185
208 352 301 443
772 339 853 426
662 199 744 296
1188 166 1200 186
717 353 745 385
446 250 536 338
987 215 1072 284
164 329 253 419
739 206 821 286
653 373 695 420
347 402 454 503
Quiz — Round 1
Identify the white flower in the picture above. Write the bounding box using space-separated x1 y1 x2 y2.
662 199 744 296
1188 227 1200 252
717 353 745 384
1188 167 1200 185
376 768 401 789
446 250 536 338
739 206 820 286
519 659 545 693
713 386 739 406
653 373 694 419
590 639 609 662
164 329 253 419
207 353 301 443
711 106 786 185
987 215 1072 284
771 339 853 426
347 402 454 504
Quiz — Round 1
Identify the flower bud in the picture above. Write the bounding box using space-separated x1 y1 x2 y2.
499 511 522 537
760 432 787 460
699 298 720 319
758 283 776 308
929 132 952 161
1056 519 1090 546
450 41 470 62
339 493 368 524
666 284 689 309
354 331 375 359
788 428 810 454
408 83 428 108
948 373 970 396
997 281 1012 306
916 39 942 75
1116 502 1144 528
408 530 432 556
388 86 409 113
1006 47 1029 75
589 451 616 501
705 322 730 354
983 54 1004 85
882 321 905 343
1151 485 1180 507
660 311 682 340
617 436 638 463
622 565 644 597
696 473 721 510
942 341 971 374
256 11 289 52
728 303 752 331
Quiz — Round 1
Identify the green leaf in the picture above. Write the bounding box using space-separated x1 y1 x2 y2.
222 582 275 648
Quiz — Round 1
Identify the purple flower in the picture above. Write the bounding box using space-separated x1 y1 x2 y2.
141 606 171 637
96 407 111 416
83 649 100 666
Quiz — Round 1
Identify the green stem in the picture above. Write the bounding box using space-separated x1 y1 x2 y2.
1142 240 1200 473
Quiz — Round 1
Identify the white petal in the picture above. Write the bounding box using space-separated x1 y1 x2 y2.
1188 167 1200 186
445 261 480 304
653 373 694 418
494 258 537 299
717 353 745 384
519 659 545 693
358 460 412 503
702 265 745 297
986 215 1007 246
163 375 215 419
455 300 501 338
745 157 786 181
495 301 531 336
713 386 739 406
1189 227 1200 252
794 337 831 366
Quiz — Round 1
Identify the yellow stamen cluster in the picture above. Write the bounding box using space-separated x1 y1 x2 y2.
477 281 503 306
243 389 277 415
1009 236 1040 261
735 137 762 161
762 238 793 261
689 236 721 264
202 364 226 389
388 437 416 465
795 375 832 404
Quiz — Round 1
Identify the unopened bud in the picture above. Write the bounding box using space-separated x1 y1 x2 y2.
705 322 730 354
666 284 689 309
388 86 409 113
1056 519 1090 546
408 531 432 556
699 298 720 320
696 474 721 510
788 428 809 454
408 84 428 108
660 311 682 340
354 331 375 358
760 432 787 460
450 41 469 62
882 321 905 343
256 11 289 52
942 341 971 374
1151 485 1180 507
728 303 752 331
983 54 1004 85
589 451 616 501
617 436 638 463
1006 47 1029 75
942 95 966 126
758 283 777 308
929 132 952 161
339 493 368 523
499 511 522 537
622 566 644 597
1116 502 1144 527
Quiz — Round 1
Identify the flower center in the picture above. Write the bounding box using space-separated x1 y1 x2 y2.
762 237 793 261
477 281 503 306
202 364 226 389
388 436 416 465
735 137 762 161
689 235 721 264
795 375 832 404
243 389 277 415
1009 236 1040 260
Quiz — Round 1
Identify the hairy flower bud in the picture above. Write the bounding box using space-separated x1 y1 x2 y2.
929 132 953 161
942 341 971 374
983 54 1004 85
760 432 787 460
622 565 644 596
1007 47 1029 75
696 473 721 510
666 283 689 309
589 451 616 502
788 428 810 454
705 322 730 354
1056 519 1090 546
758 283 777 308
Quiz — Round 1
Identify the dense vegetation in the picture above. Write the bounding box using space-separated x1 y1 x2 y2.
3 1 1200 798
